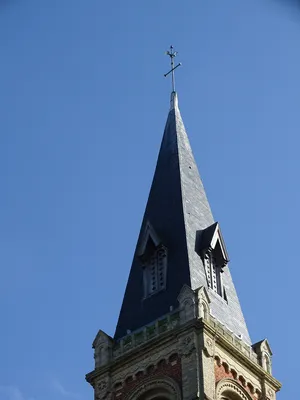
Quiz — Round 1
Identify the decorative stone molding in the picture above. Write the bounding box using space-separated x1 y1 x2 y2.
126 376 181 400
214 356 259 397
93 330 113 368
95 378 111 400
110 292 258 367
208 318 258 363
216 379 253 400
177 285 196 323
98 381 108 391
111 344 178 384
178 334 196 358
177 284 194 303
203 336 214 358
252 339 272 374
112 312 180 360
196 286 211 321
110 353 181 400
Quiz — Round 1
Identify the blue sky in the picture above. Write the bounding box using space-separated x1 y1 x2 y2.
0 0 299 399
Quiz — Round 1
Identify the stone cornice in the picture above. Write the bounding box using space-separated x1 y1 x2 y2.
201 319 282 392
86 320 200 386
87 316 281 393
86 326 181 385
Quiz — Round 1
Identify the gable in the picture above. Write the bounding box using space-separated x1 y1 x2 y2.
137 221 161 257
196 222 229 266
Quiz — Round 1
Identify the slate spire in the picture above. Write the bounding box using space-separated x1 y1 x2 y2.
114 91 251 345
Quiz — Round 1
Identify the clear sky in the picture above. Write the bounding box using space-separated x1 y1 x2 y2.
0 0 299 399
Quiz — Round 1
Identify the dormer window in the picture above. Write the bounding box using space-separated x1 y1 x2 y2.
197 222 229 300
204 252 222 296
143 241 167 297
138 222 168 299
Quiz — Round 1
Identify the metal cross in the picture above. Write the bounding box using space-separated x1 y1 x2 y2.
164 45 182 92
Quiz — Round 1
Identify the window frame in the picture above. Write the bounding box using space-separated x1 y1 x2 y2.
142 243 167 299
204 251 224 298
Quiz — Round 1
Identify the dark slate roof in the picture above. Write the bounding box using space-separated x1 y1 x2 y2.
114 92 251 344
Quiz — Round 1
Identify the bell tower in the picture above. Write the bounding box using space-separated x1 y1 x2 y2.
86 51 281 400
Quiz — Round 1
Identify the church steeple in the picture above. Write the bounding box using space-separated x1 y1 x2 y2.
114 90 250 344
86 50 281 400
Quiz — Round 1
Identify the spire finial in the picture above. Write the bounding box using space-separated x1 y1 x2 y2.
164 45 182 93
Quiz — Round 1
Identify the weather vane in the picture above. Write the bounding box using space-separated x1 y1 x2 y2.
164 45 182 92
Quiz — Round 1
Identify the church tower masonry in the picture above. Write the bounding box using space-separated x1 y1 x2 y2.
86 87 281 400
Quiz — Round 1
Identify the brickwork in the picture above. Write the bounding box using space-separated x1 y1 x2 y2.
113 353 182 400
87 300 281 400
214 362 259 400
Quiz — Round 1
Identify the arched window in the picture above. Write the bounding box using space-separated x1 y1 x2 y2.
128 377 181 400
216 379 252 400
138 388 174 400
221 392 244 400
